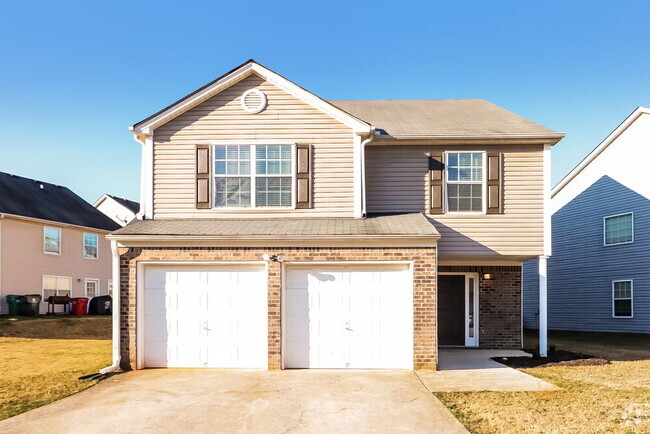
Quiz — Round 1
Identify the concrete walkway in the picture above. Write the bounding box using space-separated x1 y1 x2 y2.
418 350 559 392
0 369 468 434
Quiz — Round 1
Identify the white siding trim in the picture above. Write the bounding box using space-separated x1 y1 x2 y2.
543 144 552 256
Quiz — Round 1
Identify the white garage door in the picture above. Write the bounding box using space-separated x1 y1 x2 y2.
285 264 412 369
142 264 267 368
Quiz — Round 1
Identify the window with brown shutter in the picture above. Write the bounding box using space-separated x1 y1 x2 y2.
486 152 503 214
196 144 211 209
296 144 313 209
429 153 445 214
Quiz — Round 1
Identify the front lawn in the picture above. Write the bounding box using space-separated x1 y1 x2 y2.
436 330 650 433
0 316 111 420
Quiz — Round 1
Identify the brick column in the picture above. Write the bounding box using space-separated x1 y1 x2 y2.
267 261 282 370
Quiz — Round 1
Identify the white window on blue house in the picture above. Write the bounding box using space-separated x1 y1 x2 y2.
612 280 633 318
604 213 633 245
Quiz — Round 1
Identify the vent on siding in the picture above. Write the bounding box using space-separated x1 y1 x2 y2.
241 89 267 114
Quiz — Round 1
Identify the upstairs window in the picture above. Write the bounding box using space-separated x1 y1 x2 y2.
214 144 293 208
612 280 633 318
44 226 61 254
604 213 633 246
446 152 485 213
83 233 99 259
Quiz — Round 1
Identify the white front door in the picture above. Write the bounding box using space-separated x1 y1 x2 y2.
142 264 267 368
284 264 412 369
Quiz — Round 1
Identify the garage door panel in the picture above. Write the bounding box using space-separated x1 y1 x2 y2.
143 264 267 369
285 264 412 369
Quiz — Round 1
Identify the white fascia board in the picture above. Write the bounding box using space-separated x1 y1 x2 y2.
92 194 110 208
552 107 650 198
131 61 372 137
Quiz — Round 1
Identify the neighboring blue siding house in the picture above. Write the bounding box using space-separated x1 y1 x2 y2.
524 107 650 334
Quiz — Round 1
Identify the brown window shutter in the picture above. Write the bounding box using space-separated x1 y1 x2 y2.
296 144 312 209
196 145 211 209
429 153 445 214
486 152 503 214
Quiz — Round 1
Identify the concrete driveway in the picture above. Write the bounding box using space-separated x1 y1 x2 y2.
0 370 467 434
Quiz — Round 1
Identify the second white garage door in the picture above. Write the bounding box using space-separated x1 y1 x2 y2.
284 264 413 369
142 264 267 369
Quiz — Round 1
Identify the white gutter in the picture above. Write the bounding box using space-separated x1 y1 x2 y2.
100 239 121 374
360 129 376 217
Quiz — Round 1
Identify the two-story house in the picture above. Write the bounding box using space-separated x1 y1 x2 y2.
524 107 650 334
106 60 563 371
0 172 120 314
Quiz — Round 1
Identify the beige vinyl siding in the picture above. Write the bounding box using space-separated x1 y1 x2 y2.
365 145 544 257
0 217 112 314
153 73 356 218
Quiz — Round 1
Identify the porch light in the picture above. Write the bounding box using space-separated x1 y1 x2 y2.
262 254 284 263
483 273 491 280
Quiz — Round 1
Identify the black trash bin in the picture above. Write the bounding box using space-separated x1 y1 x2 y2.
20 294 42 317
88 295 112 315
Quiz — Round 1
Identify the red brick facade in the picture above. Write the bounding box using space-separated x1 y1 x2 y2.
119 246 438 371
439 265 522 349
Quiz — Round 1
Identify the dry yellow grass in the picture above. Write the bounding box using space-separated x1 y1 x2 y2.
436 331 650 433
0 316 111 420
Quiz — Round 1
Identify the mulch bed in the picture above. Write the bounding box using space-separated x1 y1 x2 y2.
492 349 611 368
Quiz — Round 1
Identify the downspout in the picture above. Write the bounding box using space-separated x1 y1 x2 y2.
100 239 121 373
360 128 376 217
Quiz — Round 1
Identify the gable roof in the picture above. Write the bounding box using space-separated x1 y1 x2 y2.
131 59 372 137
552 106 650 197
0 172 120 231
96 194 140 214
329 99 564 140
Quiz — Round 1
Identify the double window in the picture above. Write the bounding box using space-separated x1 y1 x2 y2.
44 226 61 254
214 144 294 208
83 233 99 259
446 152 485 213
612 280 633 318
604 213 633 246
43 275 71 301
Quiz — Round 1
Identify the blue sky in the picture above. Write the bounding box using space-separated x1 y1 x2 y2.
1 0 648 203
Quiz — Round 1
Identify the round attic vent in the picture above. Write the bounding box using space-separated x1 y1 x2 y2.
241 89 267 114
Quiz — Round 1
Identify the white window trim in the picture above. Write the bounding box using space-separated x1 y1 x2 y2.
603 212 634 246
612 280 633 318
83 233 99 259
444 151 487 215
212 142 297 210
43 226 61 255
85 278 100 298
42 275 72 303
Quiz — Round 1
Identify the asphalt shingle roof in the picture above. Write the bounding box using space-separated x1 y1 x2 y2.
106 195 140 214
0 172 120 231
111 213 439 238
329 99 562 139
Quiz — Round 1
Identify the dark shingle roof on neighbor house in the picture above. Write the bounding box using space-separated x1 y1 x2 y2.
111 213 439 238
329 99 564 139
105 194 140 214
0 172 120 231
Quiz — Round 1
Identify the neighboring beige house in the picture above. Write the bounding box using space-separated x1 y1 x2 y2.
94 194 140 227
0 172 120 314
106 60 563 372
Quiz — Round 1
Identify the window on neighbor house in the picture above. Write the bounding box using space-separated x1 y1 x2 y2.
604 213 633 245
44 226 61 254
107 279 113 296
85 279 99 298
214 144 293 208
83 233 98 259
43 276 71 301
612 280 633 318
446 152 485 212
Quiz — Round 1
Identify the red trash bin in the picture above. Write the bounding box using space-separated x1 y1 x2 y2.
70 297 89 316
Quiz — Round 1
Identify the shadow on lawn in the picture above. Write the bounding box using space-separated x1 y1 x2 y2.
524 328 650 362
0 316 111 340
